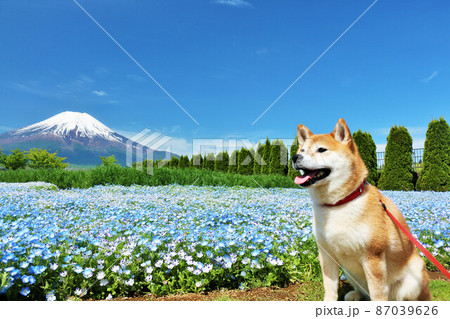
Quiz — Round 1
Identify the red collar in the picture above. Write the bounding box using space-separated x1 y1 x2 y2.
323 180 367 207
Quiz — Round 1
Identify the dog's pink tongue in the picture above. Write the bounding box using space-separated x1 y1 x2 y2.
294 170 317 185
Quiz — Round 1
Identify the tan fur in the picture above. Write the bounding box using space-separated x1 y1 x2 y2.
294 118 431 301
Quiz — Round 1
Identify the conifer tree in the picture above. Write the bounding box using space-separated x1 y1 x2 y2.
416 117 450 191
288 137 300 179
352 130 379 185
261 137 271 174
202 153 215 170
178 155 190 169
378 126 414 190
238 148 254 175
214 151 229 173
269 139 288 175
190 154 203 169
228 150 239 174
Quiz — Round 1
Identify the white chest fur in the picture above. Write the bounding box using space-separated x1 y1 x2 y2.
312 197 371 259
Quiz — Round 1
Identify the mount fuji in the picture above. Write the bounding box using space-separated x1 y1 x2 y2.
0 111 176 166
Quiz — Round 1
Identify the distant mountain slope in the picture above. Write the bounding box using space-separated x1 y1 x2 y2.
0 111 177 166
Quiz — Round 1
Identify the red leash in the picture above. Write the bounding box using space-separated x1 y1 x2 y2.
380 199 450 280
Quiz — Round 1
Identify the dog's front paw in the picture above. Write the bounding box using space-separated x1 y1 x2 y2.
344 290 363 301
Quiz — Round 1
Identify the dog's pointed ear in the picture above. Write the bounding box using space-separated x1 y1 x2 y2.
297 124 313 145
332 118 352 144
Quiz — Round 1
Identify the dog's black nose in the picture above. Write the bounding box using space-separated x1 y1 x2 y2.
292 153 302 163
292 153 303 169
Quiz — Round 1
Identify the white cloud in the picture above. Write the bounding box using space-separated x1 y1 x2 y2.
212 0 252 8
92 90 108 96
421 71 438 83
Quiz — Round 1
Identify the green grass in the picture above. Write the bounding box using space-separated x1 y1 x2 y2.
0 166 298 189
430 280 450 301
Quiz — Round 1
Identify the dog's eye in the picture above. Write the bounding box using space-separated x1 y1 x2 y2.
317 147 327 153
300 149 305 152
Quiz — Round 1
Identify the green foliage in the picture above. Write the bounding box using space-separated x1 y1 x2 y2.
0 148 5 167
352 130 379 185
378 126 414 190
178 155 190 169
202 153 216 170
416 117 450 191
237 148 254 175
3 149 28 170
261 138 271 174
100 155 119 167
26 148 69 169
269 139 288 176
288 137 300 179
168 156 179 168
228 150 239 174
0 166 298 189
190 154 203 169
253 142 264 175
214 151 229 173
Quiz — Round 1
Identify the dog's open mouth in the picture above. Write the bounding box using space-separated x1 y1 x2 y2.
294 168 331 187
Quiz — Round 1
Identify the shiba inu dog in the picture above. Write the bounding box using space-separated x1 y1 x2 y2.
292 118 431 301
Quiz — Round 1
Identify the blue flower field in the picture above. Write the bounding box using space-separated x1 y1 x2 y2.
0 182 448 300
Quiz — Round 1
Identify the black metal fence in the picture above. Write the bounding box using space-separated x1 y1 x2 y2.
376 148 424 172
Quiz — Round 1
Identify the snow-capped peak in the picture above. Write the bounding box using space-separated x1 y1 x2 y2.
12 111 124 143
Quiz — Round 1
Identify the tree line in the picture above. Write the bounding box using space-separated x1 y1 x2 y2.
2 117 448 191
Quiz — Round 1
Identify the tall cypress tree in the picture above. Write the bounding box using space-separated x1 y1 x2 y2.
238 148 254 175
261 137 271 174
178 155 190 169
253 142 263 175
214 151 229 173
269 139 288 175
190 154 203 169
202 153 216 170
288 137 300 179
168 156 179 168
352 130 379 185
228 150 239 174
378 126 414 190
416 117 450 191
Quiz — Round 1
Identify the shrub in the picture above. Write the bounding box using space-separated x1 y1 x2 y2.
378 126 414 190
416 117 450 191
0 148 5 167
3 149 28 170
352 130 379 185
27 148 69 169
100 155 119 167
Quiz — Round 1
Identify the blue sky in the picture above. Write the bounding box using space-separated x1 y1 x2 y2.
1 0 449 155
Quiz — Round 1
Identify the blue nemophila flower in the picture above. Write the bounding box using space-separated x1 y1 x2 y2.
111 265 120 273
435 240 445 248
20 262 29 269
46 291 56 301
29 265 46 275
20 287 31 296
251 250 260 257
100 279 109 286
73 265 83 274
0 183 448 300
82 268 94 279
